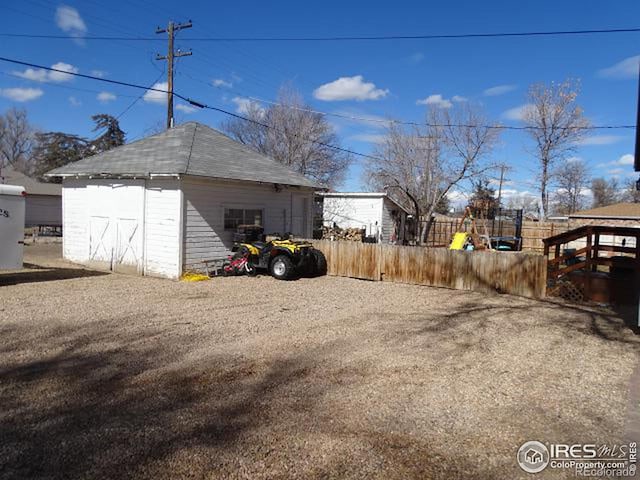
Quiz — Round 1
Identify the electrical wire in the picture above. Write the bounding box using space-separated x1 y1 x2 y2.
0 56 635 163
2 27 640 42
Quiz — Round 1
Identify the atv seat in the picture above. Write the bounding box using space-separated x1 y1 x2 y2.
251 241 267 250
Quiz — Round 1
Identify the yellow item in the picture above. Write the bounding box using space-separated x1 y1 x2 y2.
449 232 468 250
181 272 210 282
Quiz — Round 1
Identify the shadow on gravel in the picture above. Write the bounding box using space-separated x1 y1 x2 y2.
0 321 504 480
0 324 326 479
0 266 109 286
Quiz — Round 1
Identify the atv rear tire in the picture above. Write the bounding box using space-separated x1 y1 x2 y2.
311 249 327 276
270 254 295 280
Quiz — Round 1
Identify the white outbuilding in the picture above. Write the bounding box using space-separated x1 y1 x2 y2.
320 192 410 244
1 164 62 228
46 122 318 279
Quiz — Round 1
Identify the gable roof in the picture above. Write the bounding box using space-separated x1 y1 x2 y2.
569 202 640 219
1 164 61 196
45 122 319 188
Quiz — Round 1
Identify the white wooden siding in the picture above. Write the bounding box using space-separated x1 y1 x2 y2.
182 177 313 271
143 179 181 278
62 178 182 279
322 196 383 239
62 179 89 263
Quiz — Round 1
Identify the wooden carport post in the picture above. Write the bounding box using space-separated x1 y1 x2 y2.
584 227 592 301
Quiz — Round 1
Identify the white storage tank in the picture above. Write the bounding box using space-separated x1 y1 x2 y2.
0 184 26 269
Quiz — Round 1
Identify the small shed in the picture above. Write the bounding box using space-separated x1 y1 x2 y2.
0 164 61 228
320 192 410 243
46 122 318 279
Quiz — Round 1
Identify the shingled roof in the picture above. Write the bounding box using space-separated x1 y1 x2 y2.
1 164 61 196
46 122 319 188
569 202 640 219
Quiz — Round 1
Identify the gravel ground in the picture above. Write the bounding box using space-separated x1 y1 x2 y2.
1 244 639 479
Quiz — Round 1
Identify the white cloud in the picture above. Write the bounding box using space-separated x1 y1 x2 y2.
143 82 168 104
577 135 624 146
90 69 106 78
231 97 264 115
212 78 232 88
501 103 534 121
616 153 634 165
349 133 385 144
409 52 424 64
55 5 87 36
176 103 197 113
607 167 624 175
48 62 78 82
483 84 517 96
313 75 389 101
13 62 78 83
488 178 514 187
68 96 81 107
598 55 639 79
0 87 44 102
452 95 467 102
416 94 452 109
12 68 48 82
566 156 582 163
598 153 635 169
97 91 116 103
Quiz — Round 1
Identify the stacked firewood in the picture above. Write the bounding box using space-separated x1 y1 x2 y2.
322 226 365 241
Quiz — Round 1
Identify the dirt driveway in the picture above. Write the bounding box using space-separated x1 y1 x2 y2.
1 244 639 479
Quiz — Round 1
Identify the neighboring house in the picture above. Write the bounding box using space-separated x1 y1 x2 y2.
567 202 640 250
320 192 410 243
0 164 62 227
46 122 318 279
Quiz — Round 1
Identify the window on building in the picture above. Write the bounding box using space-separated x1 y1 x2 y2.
224 208 263 230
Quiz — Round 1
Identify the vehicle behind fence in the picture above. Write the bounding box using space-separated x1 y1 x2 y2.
311 240 547 299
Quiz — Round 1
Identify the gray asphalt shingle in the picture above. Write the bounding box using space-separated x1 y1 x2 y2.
46 122 319 188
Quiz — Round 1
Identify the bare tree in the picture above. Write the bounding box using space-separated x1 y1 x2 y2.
222 86 351 188
523 80 590 219
591 177 620 207
622 179 640 203
0 107 37 175
552 158 590 214
366 104 500 242
506 194 540 217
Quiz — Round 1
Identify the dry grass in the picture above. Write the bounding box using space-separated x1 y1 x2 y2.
0 244 638 479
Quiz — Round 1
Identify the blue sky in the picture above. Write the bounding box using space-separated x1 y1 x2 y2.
0 0 638 203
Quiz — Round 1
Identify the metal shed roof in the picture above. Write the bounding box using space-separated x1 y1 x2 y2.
46 122 319 188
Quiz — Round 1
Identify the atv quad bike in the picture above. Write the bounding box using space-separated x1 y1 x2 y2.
231 225 327 280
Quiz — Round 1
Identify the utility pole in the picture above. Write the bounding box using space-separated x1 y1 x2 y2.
496 163 508 208
156 20 192 129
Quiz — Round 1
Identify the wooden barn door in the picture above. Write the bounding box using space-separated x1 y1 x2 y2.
87 180 144 273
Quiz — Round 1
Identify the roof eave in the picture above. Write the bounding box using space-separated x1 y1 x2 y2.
569 214 640 220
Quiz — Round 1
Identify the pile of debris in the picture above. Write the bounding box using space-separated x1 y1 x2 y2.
322 225 365 241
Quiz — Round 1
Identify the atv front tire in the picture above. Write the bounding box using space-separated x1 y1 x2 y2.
270 254 295 280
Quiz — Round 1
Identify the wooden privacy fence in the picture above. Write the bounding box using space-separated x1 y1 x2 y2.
312 240 547 299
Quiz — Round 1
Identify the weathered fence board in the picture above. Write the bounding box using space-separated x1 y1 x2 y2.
311 240 547 299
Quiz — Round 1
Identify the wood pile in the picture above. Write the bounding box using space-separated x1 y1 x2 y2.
322 226 365 241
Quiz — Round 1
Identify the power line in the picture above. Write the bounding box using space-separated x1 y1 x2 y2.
181 68 637 131
0 56 635 132
0 56 635 164
0 56 377 161
1 26 640 42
